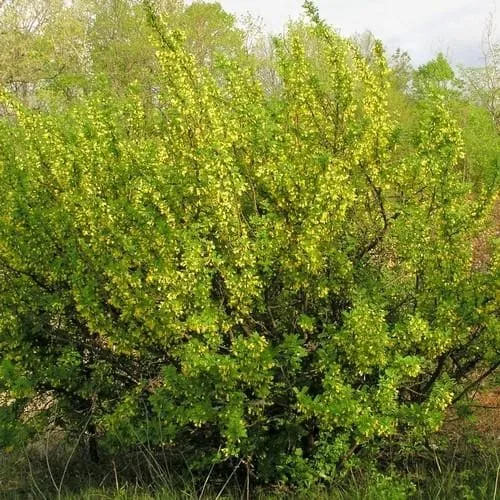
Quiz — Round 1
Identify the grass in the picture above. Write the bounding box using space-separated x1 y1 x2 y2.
411 440 499 499
1 400 498 500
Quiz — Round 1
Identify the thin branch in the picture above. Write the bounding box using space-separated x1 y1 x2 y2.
0 254 55 292
355 169 398 260
452 361 500 403
468 404 500 409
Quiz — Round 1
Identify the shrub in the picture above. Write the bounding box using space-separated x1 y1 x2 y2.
0 2 497 486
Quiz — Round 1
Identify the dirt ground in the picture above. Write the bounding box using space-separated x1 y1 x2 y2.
471 386 500 440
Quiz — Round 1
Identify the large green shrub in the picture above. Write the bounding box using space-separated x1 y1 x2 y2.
0 2 497 485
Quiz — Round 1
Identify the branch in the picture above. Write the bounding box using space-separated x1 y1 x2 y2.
355 170 399 261
468 404 500 410
421 353 449 399
452 360 500 404
0 254 55 292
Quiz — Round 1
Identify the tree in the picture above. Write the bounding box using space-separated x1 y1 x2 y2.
389 49 499 193
179 1 246 67
460 14 499 132
0 0 69 101
0 0 251 104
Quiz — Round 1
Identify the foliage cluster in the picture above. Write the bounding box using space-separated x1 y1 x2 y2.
0 0 498 489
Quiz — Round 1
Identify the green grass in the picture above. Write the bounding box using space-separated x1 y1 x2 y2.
1 422 498 500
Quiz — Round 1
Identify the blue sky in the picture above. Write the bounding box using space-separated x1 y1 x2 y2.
205 0 498 67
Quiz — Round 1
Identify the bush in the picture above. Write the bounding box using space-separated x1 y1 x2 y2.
0 2 497 486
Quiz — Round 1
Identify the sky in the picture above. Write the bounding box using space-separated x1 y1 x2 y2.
209 0 498 68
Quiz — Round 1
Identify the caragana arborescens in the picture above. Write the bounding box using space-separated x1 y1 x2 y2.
0 1 497 486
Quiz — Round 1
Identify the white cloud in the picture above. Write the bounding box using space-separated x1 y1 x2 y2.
206 0 498 66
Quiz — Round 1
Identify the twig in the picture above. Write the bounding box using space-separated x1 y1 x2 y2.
433 448 442 474
494 463 499 500
26 450 48 500
113 459 119 492
199 446 221 499
57 409 94 495
215 459 243 500
44 431 59 497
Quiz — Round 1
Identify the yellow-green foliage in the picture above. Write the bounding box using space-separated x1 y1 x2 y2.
0 2 497 486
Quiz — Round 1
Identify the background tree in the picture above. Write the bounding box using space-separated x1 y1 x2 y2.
460 14 499 132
